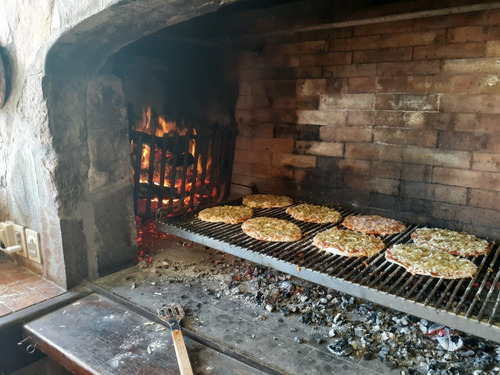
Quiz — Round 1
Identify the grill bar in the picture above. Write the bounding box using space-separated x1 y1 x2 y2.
157 198 500 342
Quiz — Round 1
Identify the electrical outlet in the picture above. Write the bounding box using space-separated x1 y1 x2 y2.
25 229 42 263
12 224 28 258
2 221 15 247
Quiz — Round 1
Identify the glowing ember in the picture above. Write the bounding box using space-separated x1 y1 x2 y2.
131 106 222 217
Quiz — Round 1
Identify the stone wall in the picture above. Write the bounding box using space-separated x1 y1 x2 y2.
0 0 234 288
232 4 500 240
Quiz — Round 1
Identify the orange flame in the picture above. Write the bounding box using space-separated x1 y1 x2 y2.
133 106 217 216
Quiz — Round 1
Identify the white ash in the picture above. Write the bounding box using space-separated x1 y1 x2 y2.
214 264 500 375
134 238 499 375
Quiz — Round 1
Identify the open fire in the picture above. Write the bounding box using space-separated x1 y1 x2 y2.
130 106 236 218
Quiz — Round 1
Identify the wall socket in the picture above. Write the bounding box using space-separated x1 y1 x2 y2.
25 229 43 263
12 224 28 258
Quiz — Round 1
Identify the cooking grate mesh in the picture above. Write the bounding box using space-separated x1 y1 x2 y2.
156 199 500 343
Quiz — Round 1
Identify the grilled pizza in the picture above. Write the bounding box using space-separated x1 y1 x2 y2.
286 204 342 224
411 227 490 257
312 227 385 257
342 215 406 237
198 205 253 224
241 217 302 242
385 243 477 279
242 194 293 209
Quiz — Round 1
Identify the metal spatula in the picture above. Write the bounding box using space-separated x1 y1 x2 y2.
158 304 193 375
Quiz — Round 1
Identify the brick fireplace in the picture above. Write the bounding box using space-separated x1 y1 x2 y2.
0 0 500 292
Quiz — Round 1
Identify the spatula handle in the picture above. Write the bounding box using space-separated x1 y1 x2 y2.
171 329 193 375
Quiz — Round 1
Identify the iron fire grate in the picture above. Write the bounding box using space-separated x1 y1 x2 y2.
156 198 500 343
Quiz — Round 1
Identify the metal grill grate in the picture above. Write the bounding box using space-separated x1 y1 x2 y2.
156 199 500 343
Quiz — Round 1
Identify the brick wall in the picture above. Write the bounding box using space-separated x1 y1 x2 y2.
231 7 500 240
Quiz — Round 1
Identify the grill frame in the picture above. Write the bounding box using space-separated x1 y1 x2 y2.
156 198 500 343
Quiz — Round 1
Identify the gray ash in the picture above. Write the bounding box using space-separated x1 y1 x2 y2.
218 265 500 375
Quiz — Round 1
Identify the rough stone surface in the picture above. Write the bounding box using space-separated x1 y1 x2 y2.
0 0 235 287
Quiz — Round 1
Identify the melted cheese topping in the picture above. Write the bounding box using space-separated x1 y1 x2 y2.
342 215 406 236
386 244 477 279
286 204 342 224
242 194 293 208
313 227 385 257
411 228 490 257
241 217 302 242
198 206 253 224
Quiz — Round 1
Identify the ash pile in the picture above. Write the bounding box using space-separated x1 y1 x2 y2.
216 264 500 375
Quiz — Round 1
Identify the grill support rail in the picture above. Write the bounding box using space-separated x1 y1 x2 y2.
156 199 500 343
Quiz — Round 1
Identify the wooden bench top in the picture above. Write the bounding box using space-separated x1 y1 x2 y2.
23 293 181 375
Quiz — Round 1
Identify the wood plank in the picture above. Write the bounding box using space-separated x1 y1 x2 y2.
23 293 179 375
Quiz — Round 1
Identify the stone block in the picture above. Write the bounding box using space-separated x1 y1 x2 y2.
370 160 402 179
297 110 346 126
353 47 412 64
345 143 402 162
376 76 407 93
471 152 500 172
437 131 488 152
432 167 500 191
60 219 88 289
319 94 374 110
272 153 316 168
447 25 500 43
320 126 373 142
375 111 405 127
401 164 433 182
295 140 344 157
344 175 400 195
401 164 433 183
377 60 441 76
297 79 327 96
373 128 437 147
346 111 375 126
434 185 467 205
400 181 434 200
322 63 377 78
442 57 500 74
234 149 272 164
440 94 500 113
413 42 485 60
476 113 500 133
374 93 438 111
300 51 352 66
403 145 471 168
347 77 376 93
469 189 500 210
92 184 136 279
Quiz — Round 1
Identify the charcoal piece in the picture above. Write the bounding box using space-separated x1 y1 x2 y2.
327 338 353 357
279 306 290 316
437 333 464 352
378 347 390 363
298 311 312 325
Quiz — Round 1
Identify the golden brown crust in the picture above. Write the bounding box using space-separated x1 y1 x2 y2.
241 217 302 242
385 243 477 279
312 227 385 257
286 204 342 224
342 215 406 237
410 228 490 257
198 206 253 224
242 194 293 209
